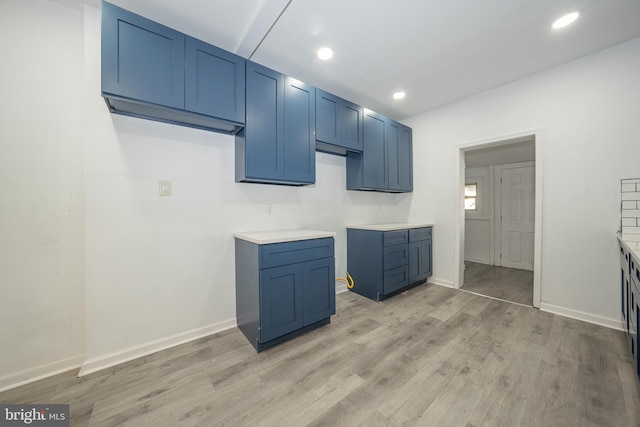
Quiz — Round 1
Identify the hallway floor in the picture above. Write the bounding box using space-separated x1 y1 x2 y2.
463 261 533 306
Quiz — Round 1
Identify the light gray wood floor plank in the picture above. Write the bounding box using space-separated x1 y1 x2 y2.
1 282 638 426
463 261 533 306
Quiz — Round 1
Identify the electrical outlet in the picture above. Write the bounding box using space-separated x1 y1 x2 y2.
159 180 172 196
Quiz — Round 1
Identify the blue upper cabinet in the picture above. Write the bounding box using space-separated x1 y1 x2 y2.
101 1 244 134
101 1 184 109
284 77 316 184
315 89 363 155
185 37 245 124
388 120 413 192
236 62 315 185
346 110 413 192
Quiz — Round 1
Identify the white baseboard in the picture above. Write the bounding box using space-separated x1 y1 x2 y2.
335 282 349 294
79 318 237 377
429 277 455 288
540 302 624 331
0 354 84 393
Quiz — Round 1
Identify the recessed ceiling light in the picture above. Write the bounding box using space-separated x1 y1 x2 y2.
552 11 580 30
393 91 406 100
317 47 333 60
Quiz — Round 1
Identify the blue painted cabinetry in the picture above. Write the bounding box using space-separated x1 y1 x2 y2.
315 89 364 155
347 225 432 301
235 235 335 352
236 62 315 185
101 1 245 134
346 110 413 192
619 238 640 383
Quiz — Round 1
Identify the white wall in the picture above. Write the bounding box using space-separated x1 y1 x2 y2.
405 37 640 326
464 167 492 264
81 4 408 372
0 0 85 390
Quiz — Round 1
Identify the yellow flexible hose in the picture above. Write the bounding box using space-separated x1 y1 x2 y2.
336 273 355 289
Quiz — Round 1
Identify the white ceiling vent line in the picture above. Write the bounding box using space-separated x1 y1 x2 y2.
235 0 293 59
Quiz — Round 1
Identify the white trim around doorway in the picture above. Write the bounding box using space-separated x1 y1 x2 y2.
454 130 542 309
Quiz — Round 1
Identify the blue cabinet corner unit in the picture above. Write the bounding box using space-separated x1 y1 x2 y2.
346 110 413 192
347 224 432 301
236 62 316 185
234 231 336 352
101 1 245 134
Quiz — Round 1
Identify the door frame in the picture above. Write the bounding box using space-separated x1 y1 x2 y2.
494 161 535 270
455 131 542 308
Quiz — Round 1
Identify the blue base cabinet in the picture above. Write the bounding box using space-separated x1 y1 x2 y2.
619 238 640 384
346 110 413 192
101 1 245 134
236 62 315 185
235 236 335 352
347 226 432 301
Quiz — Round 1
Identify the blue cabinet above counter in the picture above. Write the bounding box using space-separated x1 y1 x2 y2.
100 1 413 191
235 62 316 185
101 1 245 134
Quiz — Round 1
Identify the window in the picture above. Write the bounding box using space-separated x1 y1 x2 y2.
465 183 477 210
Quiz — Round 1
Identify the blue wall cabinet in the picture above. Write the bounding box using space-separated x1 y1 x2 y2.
236 62 315 185
388 120 413 192
284 77 316 183
101 1 244 134
346 110 413 192
235 236 335 352
185 37 245 124
316 89 363 155
347 226 432 301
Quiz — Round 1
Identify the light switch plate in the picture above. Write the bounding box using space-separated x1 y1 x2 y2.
159 180 172 196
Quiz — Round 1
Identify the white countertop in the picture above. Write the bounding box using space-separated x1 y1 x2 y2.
347 223 434 231
234 229 336 245
618 233 640 259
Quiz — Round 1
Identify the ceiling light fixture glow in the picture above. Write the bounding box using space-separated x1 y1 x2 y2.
317 47 333 60
393 91 406 100
552 11 580 30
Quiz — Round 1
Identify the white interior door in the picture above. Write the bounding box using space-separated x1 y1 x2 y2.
500 166 535 270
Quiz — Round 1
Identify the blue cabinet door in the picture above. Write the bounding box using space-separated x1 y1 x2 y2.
388 120 413 192
302 258 336 325
185 37 245 124
408 241 421 284
421 239 432 279
342 100 364 152
316 89 341 147
101 1 185 109
284 77 315 184
362 110 387 189
242 62 285 182
259 264 304 343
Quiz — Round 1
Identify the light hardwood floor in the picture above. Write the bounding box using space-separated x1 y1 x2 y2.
2 284 638 426
463 261 534 306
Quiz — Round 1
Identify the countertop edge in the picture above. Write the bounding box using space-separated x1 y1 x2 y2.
234 230 336 245
347 223 434 231
618 233 640 260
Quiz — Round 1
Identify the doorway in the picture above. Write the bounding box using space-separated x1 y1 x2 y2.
456 134 541 308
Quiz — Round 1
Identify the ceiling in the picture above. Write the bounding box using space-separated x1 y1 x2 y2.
100 0 640 120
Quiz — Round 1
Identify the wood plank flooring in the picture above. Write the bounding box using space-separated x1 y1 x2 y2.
2 283 638 426
463 261 534 306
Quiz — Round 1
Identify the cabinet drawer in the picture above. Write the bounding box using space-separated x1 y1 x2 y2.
383 244 409 270
383 265 409 294
384 230 408 247
260 238 334 269
409 227 432 242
